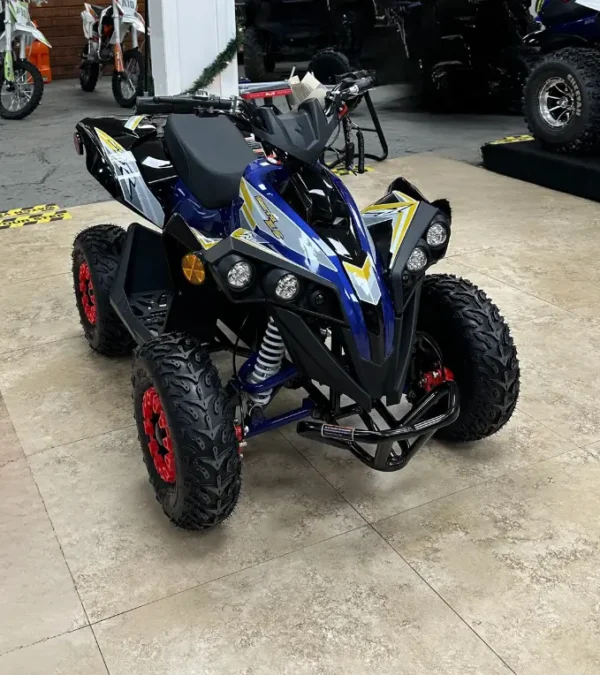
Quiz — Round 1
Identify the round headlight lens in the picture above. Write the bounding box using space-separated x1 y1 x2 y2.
406 247 428 272
275 273 300 301
426 222 448 247
227 261 253 289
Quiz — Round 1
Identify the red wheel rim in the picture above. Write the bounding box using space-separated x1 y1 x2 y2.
78 262 97 325
141 386 176 484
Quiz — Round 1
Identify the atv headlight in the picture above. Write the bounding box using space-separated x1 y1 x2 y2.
406 247 428 272
426 222 448 248
275 274 300 301
227 260 253 289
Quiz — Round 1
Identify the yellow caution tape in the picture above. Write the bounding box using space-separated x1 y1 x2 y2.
0 204 72 230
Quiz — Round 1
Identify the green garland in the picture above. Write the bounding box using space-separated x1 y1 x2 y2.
183 33 239 94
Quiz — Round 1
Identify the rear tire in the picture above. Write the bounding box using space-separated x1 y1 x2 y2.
72 224 134 356
243 27 270 82
524 47 600 154
418 274 520 442
132 333 241 530
112 48 144 108
0 60 44 120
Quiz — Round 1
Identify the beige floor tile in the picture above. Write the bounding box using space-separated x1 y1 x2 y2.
375 448 600 675
0 202 132 285
0 628 107 675
94 527 511 675
0 337 132 455
456 230 600 312
29 426 364 622
514 313 600 446
0 392 24 466
282 409 573 523
344 155 600 256
571 302 600 321
432 259 567 326
0 273 81 355
0 459 87 655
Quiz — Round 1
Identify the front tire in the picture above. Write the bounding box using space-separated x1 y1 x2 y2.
132 334 242 530
112 48 144 108
524 47 600 154
72 224 134 356
308 49 351 85
418 274 520 442
0 60 44 120
243 27 270 82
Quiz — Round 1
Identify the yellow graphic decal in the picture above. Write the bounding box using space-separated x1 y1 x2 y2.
488 134 534 145
240 180 257 229
96 128 125 154
255 195 284 240
192 230 221 250
343 256 372 282
0 204 72 230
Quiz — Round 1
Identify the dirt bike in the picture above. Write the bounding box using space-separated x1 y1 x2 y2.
70 73 520 531
80 0 145 108
0 0 51 119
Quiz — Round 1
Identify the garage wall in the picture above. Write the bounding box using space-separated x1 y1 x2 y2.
30 1 146 79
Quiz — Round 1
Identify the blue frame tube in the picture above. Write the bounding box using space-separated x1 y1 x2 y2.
245 398 315 438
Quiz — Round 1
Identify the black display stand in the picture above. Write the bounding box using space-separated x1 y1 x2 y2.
482 138 600 203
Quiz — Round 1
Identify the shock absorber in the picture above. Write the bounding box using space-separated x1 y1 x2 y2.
247 318 286 407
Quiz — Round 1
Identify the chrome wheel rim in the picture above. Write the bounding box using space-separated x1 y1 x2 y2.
1 70 34 112
539 76 577 129
120 58 140 100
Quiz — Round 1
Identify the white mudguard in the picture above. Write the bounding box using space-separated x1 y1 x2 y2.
1 0 52 48
576 0 600 11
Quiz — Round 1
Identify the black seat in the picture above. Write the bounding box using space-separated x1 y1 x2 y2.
164 114 255 210
91 4 106 15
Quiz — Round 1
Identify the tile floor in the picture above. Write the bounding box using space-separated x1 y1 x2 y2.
1 157 599 674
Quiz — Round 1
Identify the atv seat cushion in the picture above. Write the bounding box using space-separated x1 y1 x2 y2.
90 4 107 15
164 114 255 210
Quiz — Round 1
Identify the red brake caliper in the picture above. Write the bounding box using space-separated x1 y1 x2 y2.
78 262 97 325
421 367 455 393
142 387 176 483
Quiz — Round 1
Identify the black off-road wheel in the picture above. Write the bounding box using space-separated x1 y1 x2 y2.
0 60 44 120
243 27 271 82
524 47 600 154
72 224 134 356
132 334 242 530
112 48 144 108
418 274 520 442
80 43 100 92
309 49 351 85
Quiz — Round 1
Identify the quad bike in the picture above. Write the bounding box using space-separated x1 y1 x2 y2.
0 0 51 119
393 0 535 111
238 0 374 83
71 73 520 531
524 0 600 153
80 0 145 108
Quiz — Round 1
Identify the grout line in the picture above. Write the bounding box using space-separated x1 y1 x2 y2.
370 525 519 675
24 423 137 460
0 271 70 290
0 333 84 360
0 625 91 660
275 428 369 525
90 524 370 628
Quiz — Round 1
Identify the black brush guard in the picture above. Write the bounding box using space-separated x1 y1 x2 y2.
297 381 459 472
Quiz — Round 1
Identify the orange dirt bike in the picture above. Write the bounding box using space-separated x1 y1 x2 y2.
80 0 145 108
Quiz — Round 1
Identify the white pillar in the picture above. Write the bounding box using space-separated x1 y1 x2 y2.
148 0 238 97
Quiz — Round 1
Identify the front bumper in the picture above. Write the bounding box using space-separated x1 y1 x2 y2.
297 381 460 472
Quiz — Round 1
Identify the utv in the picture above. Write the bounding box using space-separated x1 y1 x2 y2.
524 0 600 153
71 75 519 530
238 0 374 82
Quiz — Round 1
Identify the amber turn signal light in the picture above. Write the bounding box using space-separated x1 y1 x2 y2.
181 253 206 285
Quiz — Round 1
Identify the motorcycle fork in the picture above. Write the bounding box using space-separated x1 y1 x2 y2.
113 1 124 73
3 20 14 82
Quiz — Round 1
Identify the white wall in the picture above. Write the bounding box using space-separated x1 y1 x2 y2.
148 0 238 97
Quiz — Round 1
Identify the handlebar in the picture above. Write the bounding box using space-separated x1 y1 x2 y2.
136 94 236 116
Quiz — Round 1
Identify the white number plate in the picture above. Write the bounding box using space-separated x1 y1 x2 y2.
9 0 31 27
117 0 137 17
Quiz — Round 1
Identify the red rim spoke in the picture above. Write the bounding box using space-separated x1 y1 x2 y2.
141 386 177 483
78 262 97 325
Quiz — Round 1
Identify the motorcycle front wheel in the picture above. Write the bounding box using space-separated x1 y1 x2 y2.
112 48 144 108
0 59 44 120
